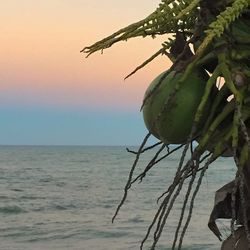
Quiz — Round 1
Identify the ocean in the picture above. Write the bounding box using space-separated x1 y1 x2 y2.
0 145 236 250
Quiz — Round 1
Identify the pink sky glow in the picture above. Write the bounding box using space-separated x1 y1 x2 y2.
1 0 172 111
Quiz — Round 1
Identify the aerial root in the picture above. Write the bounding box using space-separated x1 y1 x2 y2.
177 155 216 249
126 141 163 155
140 160 194 249
112 132 151 223
172 159 200 249
131 143 167 185
139 151 217 250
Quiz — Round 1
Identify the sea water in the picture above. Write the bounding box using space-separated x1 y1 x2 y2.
0 145 236 250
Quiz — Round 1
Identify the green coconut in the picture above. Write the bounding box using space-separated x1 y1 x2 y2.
142 69 209 144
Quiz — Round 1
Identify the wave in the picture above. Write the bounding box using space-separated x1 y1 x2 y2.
83 228 131 240
128 216 144 223
20 195 46 200
52 203 77 211
0 195 12 200
10 188 23 192
32 203 78 212
0 205 25 214
70 159 90 163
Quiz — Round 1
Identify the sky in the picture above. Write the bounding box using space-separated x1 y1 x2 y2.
0 0 172 145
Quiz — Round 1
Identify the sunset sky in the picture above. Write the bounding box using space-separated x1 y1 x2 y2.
1 0 171 145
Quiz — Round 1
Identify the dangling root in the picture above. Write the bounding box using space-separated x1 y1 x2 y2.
172 159 200 249
112 132 151 222
126 141 163 155
140 160 194 249
177 155 216 249
131 144 170 184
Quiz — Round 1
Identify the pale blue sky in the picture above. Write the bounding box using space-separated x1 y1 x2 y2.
0 106 148 145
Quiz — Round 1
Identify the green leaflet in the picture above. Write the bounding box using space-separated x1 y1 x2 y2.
82 0 199 57
82 0 250 63
196 0 250 56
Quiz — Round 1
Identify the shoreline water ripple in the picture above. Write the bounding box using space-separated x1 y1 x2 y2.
0 145 235 250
